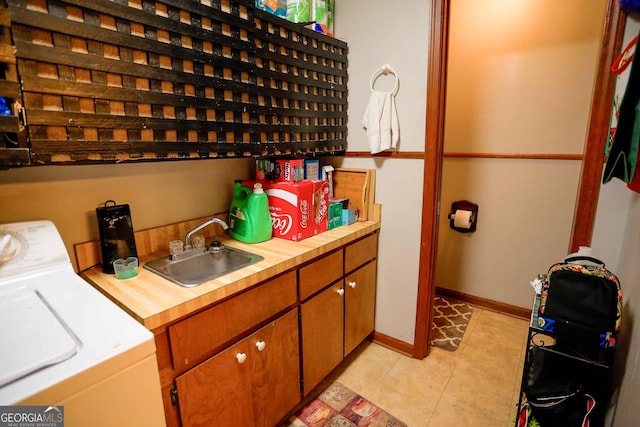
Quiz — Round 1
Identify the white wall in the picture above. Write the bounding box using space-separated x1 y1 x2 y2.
438 158 581 307
333 0 430 344
437 0 606 309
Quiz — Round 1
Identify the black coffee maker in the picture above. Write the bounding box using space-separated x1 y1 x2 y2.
96 200 137 274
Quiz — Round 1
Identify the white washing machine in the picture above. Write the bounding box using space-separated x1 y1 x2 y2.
0 220 166 427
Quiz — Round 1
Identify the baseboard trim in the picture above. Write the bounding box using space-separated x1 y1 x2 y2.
371 331 414 357
436 287 531 320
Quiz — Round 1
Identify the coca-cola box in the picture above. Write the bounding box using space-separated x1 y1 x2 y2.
265 181 314 241
243 179 329 241
311 180 329 234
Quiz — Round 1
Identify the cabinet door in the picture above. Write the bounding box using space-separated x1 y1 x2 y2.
250 309 301 427
344 260 377 356
301 281 345 395
175 309 300 427
175 340 254 427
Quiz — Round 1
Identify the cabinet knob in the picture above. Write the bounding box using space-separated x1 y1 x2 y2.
348 281 357 288
236 352 247 364
256 341 266 352
337 288 345 296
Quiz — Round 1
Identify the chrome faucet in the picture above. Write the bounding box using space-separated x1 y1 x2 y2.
185 217 229 249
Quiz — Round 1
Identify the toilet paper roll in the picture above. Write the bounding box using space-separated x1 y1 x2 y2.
453 209 473 229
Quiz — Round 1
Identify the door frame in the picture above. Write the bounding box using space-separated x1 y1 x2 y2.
413 0 625 359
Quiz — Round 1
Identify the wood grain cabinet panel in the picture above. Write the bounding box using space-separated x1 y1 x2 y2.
175 308 300 427
247 309 301 427
169 271 296 370
175 340 254 427
345 260 377 355
299 249 343 300
345 233 378 273
300 281 345 395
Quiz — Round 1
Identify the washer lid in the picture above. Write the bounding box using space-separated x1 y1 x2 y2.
0 289 78 387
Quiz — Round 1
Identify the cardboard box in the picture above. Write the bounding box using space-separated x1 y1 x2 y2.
256 159 278 181
342 209 356 225
276 159 305 182
328 202 342 230
311 180 329 234
304 159 320 180
256 159 320 182
263 181 315 241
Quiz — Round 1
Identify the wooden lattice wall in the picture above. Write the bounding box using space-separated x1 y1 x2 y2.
0 2 26 168
4 0 348 165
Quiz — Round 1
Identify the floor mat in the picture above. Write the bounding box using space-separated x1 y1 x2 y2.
431 295 473 351
283 382 407 427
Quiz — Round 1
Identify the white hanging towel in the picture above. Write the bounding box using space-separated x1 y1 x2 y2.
362 90 399 154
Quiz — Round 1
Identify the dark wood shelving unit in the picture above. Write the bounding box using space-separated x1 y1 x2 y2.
0 0 348 167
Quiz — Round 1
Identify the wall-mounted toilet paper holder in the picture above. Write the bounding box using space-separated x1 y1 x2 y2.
448 200 478 233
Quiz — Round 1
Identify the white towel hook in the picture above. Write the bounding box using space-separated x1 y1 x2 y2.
369 64 399 95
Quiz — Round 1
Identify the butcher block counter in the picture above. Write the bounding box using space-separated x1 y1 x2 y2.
77 216 380 427
78 219 380 331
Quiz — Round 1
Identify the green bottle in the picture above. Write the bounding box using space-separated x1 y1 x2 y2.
229 181 272 243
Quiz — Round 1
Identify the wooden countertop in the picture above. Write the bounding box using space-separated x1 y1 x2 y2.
81 221 380 331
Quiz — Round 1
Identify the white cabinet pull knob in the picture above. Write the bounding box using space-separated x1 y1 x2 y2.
256 341 266 352
337 288 345 296
348 281 357 288
236 353 247 364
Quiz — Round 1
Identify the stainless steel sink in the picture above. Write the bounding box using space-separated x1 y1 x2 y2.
143 245 263 288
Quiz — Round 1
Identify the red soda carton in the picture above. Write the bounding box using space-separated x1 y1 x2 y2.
311 180 329 234
263 181 315 241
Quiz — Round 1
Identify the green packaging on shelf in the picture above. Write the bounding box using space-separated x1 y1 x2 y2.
328 202 342 230
286 0 310 23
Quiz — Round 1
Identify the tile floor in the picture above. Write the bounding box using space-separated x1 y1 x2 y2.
331 305 530 427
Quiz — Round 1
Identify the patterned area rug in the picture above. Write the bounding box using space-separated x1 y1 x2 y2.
283 382 407 427
431 296 473 351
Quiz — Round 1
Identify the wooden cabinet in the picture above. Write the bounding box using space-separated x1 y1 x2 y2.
156 272 298 427
300 233 378 395
175 308 300 427
152 232 378 425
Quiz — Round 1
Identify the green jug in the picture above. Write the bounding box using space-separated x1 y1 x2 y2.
229 181 272 243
